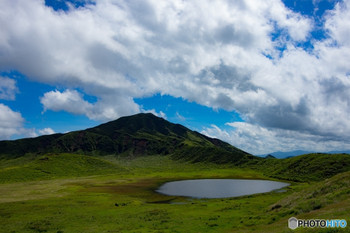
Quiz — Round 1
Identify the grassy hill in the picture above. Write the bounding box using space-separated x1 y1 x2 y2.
0 154 349 233
0 113 254 165
270 170 350 216
246 153 350 182
1 113 350 232
1 113 350 183
0 153 125 183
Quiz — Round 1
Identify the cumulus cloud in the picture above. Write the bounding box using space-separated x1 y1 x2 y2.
141 109 167 119
0 0 350 152
40 89 93 115
0 77 18 100
0 103 24 139
0 103 36 139
40 89 139 121
38 128 55 135
202 122 350 155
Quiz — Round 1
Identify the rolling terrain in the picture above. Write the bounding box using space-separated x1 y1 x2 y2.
0 113 349 232
0 113 253 164
246 153 350 182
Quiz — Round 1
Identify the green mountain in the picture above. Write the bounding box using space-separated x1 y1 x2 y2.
247 152 350 182
1 114 350 233
0 113 254 164
2 113 349 182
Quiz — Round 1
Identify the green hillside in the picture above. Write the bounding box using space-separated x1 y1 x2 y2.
246 153 350 182
271 170 350 216
0 154 349 233
0 113 253 164
1 113 350 232
0 153 125 183
1 113 350 183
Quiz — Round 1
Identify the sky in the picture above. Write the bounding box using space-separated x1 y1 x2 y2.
1 0 350 155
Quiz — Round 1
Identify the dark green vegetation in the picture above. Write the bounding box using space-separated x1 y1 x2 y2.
0 113 349 232
0 113 253 164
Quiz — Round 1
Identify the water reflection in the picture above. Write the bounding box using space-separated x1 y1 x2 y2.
156 179 289 198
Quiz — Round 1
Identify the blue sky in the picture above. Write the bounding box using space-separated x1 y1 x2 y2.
1 0 350 154
135 94 243 131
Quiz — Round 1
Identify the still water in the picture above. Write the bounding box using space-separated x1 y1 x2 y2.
156 179 289 199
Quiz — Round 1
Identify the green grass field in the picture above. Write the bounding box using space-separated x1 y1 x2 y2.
0 154 349 233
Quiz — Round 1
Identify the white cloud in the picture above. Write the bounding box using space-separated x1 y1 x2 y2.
0 77 18 100
0 0 350 152
40 89 92 115
40 89 139 121
38 128 55 135
0 103 57 139
324 1 350 46
0 0 312 101
0 103 30 139
142 109 167 119
202 122 350 155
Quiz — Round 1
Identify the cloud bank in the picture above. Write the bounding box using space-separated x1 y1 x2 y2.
1 0 350 153
0 77 18 100
0 103 26 139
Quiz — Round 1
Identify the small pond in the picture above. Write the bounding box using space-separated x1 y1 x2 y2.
156 179 289 199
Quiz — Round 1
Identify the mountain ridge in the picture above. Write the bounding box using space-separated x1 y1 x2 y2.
0 113 254 164
259 149 350 159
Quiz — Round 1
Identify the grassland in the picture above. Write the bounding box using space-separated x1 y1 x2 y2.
0 154 349 233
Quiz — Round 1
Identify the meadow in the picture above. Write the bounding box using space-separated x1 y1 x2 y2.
1 154 349 233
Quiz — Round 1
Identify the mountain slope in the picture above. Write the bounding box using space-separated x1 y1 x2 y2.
0 113 254 164
259 150 350 159
270 170 350 215
258 150 312 158
246 153 350 181
0 153 125 183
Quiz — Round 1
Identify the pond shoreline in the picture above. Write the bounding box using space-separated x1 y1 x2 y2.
156 178 290 199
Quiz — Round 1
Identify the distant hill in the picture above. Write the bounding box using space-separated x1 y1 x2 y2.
258 150 313 158
248 153 350 181
0 113 255 164
258 150 350 159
